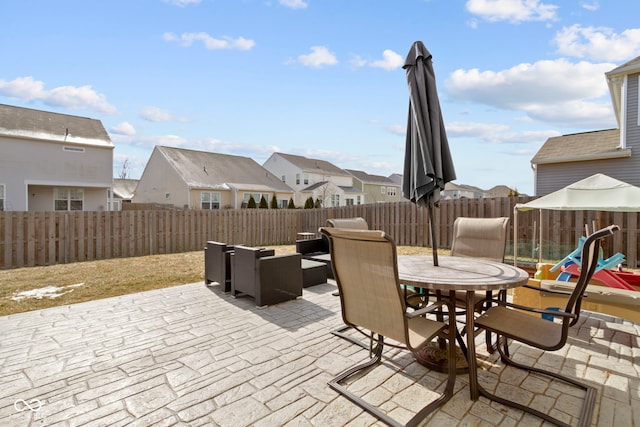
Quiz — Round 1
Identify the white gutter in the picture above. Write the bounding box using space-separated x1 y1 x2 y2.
619 75 627 149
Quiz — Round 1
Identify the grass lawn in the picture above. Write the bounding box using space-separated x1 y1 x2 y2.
0 245 439 317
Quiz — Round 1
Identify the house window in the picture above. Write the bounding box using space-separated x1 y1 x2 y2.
296 174 300 185
303 174 309 185
330 194 340 207
201 192 220 209
0 184 4 211
381 186 386 194
345 198 354 206
387 187 396 196
281 175 286 183
55 188 83 211
357 195 362 205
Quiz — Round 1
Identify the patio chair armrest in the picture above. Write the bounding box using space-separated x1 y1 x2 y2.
477 297 578 320
522 283 574 296
406 299 451 319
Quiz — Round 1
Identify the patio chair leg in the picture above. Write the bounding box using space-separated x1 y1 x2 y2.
331 325 369 350
477 336 596 427
329 330 457 427
328 336 400 426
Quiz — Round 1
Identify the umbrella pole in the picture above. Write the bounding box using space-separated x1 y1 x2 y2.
428 202 438 266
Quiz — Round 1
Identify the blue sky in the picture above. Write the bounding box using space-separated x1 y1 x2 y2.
2 0 639 196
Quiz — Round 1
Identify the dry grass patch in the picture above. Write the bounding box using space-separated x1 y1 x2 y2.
0 245 438 317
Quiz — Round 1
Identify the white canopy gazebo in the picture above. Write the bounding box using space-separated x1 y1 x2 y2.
514 174 640 266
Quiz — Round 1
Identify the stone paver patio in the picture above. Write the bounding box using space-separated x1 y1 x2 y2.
1 280 639 426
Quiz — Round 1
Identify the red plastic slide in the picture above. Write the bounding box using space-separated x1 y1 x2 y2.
561 263 636 290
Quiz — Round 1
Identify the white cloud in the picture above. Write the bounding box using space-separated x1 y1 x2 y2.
0 76 116 114
349 55 368 68
163 0 201 6
200 138 280 161
163 32 255 51
553 25 640 62
445 58 617 127
111 122 136 136
350 49 403 70
279 0 308 9
446 121 510 138
144 134 189 148
465 0 558 23
386 124 406 136
580 1 599 11
296 46 338 68
448 122 560 145
140 106 175 122
369 50 404 71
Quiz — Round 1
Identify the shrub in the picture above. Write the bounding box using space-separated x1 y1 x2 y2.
304 197 314 209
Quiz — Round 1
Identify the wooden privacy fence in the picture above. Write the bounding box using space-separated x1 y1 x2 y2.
1 197 639 269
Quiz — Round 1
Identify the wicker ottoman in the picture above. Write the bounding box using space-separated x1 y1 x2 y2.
301 259 327 287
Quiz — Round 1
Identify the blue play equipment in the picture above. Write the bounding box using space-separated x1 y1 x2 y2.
550 236 625 281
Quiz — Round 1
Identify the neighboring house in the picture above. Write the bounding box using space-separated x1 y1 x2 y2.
388 173 403 186
441 182 485 199
0 104 113 211
133 146 294 209
531 56 640 196
263 152 363 207
111 178 138 211
485 184 521 198
346 169 402 204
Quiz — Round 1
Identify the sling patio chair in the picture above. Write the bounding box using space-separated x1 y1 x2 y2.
405 216 509 308
473 224 619 427
322 217 372 348
321 227 457 427
405 217 510 351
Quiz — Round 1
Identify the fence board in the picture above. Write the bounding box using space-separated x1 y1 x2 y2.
1 198 639 269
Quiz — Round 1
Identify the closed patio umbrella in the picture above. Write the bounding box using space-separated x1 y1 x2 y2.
402 41 456 265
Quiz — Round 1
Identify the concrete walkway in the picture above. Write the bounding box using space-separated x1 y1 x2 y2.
1 281 638 426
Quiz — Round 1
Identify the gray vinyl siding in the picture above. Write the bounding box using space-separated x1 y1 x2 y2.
622 73 640 186
536 156 636 195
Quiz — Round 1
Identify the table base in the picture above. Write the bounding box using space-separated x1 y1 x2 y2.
414 342 469 374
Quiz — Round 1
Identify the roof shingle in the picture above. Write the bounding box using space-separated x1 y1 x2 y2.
0 104 111 147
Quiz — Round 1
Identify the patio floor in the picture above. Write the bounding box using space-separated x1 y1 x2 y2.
1 280 639 426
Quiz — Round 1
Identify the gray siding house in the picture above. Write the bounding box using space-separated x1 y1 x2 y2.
263 153 363 207
133 146 295 209
346 169 402 204
0 104 113 211
531 57 640 196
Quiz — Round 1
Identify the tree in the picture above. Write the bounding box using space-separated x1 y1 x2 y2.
247 195 257 208
304 197 314 209
270 196 278 209
314 198 322 209
118 159 129 179
287 198 295 209
259 195 268 209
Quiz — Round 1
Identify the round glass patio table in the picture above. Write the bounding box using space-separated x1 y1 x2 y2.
397 255 529 400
